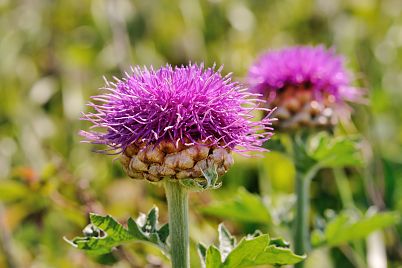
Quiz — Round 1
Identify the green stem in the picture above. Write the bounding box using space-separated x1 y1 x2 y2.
294 164 320 268
294 172 310 264
164 180 190 268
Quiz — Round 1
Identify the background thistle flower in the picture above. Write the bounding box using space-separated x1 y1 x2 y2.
81 63 274 182
248 45 364 130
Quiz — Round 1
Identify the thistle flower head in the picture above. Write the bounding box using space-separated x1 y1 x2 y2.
81 63 274 181
248 45 364 129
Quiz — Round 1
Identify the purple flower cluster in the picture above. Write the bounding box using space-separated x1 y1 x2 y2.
248 45 363 103
81 64 274 154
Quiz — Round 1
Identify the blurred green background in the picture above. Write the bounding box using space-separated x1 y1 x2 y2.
0 0 401 267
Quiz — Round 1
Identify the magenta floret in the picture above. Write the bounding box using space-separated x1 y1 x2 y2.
81 63 274 154
248 45 363 103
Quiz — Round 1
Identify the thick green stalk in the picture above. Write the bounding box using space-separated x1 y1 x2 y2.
294 164 320 268
294 172 310 268
164 180 190 268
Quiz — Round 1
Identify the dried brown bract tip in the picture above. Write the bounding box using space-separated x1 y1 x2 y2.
120 141 234 182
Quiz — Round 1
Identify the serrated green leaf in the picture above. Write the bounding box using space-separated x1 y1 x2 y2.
158 223 169 244
65 206 169 255
251 245 306 266
223 235 305 267
201 225 305 268
90 214 132 241
269 237 290 248
143 207 157 233
223 235 269 267
247 229 263 239
319 211 400 247
202 188 271 224
218 224 236 261
127 217 147 240
206 245 222 268
307 133 363 168
64 214 132 255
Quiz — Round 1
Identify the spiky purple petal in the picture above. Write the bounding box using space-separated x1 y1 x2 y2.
81 63 274 154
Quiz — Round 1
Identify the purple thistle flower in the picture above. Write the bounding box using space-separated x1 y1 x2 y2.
81 63 274 155
248 45 364 129
249 45 362 102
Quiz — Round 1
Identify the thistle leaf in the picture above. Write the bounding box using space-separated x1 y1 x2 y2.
218 224 236 261
64 206 169 255
206 245 223 267
199 224 305 268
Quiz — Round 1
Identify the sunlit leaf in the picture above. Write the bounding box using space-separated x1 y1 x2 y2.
223 234 268 267
206 245 223 267
250 245 307 266
199 223 305 268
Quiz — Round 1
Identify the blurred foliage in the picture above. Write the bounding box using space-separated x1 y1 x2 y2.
311 209 400 247
306 133 363 168
202 188 272 224
0 0 402 267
